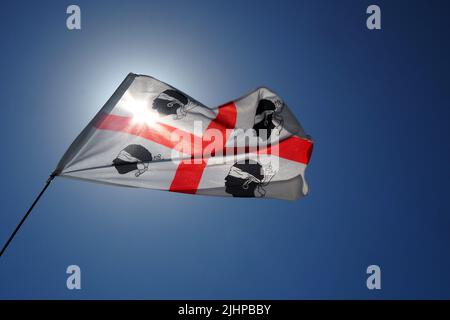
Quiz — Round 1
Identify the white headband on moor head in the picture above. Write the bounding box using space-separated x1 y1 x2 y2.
156 91 198 119
228 164 276 197
174 99 197 119
254 98 284 134
157 92 184 105
117 150 149 177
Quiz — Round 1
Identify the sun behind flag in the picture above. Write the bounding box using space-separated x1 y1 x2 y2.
53 73 313 200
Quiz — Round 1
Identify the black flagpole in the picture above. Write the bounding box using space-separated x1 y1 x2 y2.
0 174 55 258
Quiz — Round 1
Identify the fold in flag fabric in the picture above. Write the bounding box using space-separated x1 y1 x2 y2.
54 73 313 200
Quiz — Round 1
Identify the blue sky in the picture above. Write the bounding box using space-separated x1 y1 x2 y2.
0 0 449 299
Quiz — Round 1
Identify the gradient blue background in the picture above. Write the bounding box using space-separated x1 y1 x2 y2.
0 0 449 299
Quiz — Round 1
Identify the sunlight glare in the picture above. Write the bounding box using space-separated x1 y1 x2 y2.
122 93 159 127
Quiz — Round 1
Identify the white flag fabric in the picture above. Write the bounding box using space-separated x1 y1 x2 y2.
54 73 313 200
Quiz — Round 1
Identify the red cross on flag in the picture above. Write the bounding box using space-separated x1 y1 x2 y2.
53 73 313 200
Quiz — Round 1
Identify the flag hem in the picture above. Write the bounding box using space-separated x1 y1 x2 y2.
53 73 137 176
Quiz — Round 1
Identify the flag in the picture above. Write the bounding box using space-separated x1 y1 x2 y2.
53 73 313 200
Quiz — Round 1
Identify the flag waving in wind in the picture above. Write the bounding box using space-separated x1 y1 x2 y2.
0 72 315 257
53 73 313 200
